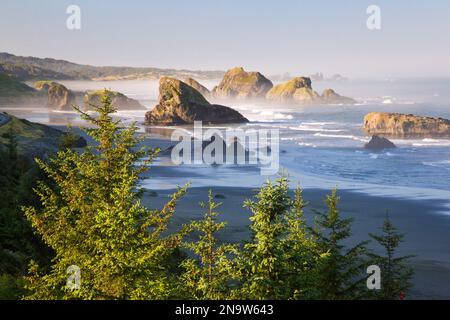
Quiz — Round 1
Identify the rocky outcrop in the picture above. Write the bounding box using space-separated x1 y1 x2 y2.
321 89 356 104
364 135 396 150
83 90 145 110
212 67 273 99
145 77 248 125
184 78 210 97
34 81 75 111
265 78 355 104
266 77 319 103
0 113 86 158
364 112 450 137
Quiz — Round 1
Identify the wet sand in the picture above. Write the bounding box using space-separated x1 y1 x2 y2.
142 185 450 299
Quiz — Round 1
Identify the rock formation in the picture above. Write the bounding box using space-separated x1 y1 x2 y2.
266 77 319 103
364 112 450 137
83 90 146 110
145 77 248 125
184 78 210 97
265 78 355 104
34 81 75 111
212 67 273 99
364 135 396 150
321 89 356 104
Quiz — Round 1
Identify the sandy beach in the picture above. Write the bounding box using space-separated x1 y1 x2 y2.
142 185 450 299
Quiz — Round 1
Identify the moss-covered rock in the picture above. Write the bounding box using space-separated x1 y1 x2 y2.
212 67 273 99
266 77 319 103
266 77 355 105
33 81 75 110
145 77 248 125
364 112 450 137
184 78 210 97
83 89 145 110
321 88 356 104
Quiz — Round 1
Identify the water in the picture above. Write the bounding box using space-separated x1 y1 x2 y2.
4 78 450 206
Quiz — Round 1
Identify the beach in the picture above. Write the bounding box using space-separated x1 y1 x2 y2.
142 184 450 299
2 77 450 299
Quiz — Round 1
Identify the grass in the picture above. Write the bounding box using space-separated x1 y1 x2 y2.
0 73 36 97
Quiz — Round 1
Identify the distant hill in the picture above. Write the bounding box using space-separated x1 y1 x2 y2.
0 73 36 97
0 52 224 81
0 112 86 158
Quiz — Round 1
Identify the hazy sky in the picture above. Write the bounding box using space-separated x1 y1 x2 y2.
1 0 449 78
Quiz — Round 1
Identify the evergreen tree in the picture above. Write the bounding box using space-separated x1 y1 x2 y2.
180 190 238 299
281 188 325 299
309 189 368 299
237 177 291 299
368 214 414 300
23 92 189 299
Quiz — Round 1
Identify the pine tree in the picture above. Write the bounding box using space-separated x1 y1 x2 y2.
309 189 368 299
368 214 414 300
237 177 291 299
281 188 324 299
23 92 189 299
180 190 238 299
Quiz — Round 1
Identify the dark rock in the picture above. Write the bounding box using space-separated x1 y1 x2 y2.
364 135 396 150
145 77 248 125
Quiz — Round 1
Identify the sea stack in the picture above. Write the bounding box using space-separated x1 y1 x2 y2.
320 89 356 104
84 89 146 110
145 77 248 125
364 135 396 150
364 112 450 137
34 81 75 111
266 77 319 103
184 78 210 97
212 67 273 99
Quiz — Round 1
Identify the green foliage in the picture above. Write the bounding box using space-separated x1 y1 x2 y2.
0 130 52 299
4 92 413 300
280 188 326 299
0 274 27 299
368 214 414 300
180 190 238 299
237 178 291 299
309 189 369 299
236 178 325 299
0 73 36 97
23 94 188 299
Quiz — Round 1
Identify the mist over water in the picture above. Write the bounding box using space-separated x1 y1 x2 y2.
4 78 450 207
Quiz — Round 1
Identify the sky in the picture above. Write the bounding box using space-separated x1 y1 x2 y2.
0 0 449 78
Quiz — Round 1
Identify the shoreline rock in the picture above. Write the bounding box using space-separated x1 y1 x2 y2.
83 89 146 110
364 135 396 150
364 112 450 137
34 81 75 111
212 67 273 100
266 77 319 103
145 77 249 125
321 88 356 104
184 78 210 97
265 77 355 105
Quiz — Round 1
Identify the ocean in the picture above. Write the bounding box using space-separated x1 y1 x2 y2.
5 78 450 212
